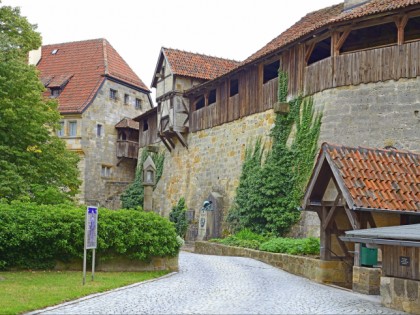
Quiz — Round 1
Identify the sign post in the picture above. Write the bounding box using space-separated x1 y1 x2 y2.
83 206 98 285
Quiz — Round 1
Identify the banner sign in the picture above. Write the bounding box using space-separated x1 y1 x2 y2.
85 206 98 249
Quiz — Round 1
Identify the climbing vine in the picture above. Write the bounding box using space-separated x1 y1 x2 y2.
227 70 322 236
120 149 165 210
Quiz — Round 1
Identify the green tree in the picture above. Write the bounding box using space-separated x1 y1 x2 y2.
0 4 80 204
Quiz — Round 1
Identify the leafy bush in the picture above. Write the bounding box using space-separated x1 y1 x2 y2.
169 197 188 238
259 237 320 255
0 202 180 270
210 229 268 250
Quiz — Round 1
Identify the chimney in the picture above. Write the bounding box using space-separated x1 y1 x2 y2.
28 47 42 66
343 0 370 11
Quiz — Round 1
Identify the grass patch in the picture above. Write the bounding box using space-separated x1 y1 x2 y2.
0 270 169 314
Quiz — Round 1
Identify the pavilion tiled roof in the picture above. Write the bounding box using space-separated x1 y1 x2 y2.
321 143 420 212
37 38 150 114
163 47 241 81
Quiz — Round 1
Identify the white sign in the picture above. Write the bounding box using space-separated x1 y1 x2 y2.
85 206 98 249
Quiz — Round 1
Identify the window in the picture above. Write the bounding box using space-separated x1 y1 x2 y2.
57 121 65 137
97 124 102 137
307 38 331 65
69 121 77 137
208 89 216 105
124 94 129 105
50 88 61 98
195 95 205 110
263 60 280 84
110 89 117 100
230 79 239 97
143 120 149 131
101 165 112 177
135 98 142 110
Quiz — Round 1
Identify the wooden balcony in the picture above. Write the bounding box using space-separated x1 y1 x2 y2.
116 140 139 160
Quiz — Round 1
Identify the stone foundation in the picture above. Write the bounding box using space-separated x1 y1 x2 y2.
195 241 352 288
352 266 381 295
381 276 420 314
55 255 179 272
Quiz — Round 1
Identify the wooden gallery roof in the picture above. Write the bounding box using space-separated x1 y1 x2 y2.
186 0 420 94
37 38 150 114
115 118 139 130
303 143 420 213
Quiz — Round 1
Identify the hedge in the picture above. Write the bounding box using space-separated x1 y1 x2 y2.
0 202 181 270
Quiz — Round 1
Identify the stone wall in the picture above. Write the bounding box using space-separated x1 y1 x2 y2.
151 77 420 237
381 276 420 314
195 241 353 288
81 79 150 208
313 77 420 152
353 266 381 295
152 110 276 223
55 255 178 272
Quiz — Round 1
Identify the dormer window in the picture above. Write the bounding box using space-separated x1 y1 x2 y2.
50 88 61 98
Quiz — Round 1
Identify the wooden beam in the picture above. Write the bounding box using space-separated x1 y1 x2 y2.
305 42 316 64
166 136 176 149
332 221 352 259
321 193 342 230
320 206 332 260
334 29 351 56
344 205 360 230
395 15 409 45
366 212 377 228
158 135 172 152
174 131 188 149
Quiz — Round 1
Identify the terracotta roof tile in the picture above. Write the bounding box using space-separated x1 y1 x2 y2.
37 39 149 114
322 142 420 212
163 47 241 81
243 0 420 66
115 118 139 130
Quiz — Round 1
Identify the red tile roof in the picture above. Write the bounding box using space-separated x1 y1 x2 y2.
321 143 419 212
163 47 241 81
244 0 420 65
115 118 139 130
37 38 149 114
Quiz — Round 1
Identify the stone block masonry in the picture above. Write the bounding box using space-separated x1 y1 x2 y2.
152 110 276 224
150 77 419 238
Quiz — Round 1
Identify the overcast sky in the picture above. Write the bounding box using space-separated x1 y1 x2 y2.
2 0 340 102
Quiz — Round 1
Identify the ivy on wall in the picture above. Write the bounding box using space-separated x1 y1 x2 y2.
227 70 322 236
120 149 165 210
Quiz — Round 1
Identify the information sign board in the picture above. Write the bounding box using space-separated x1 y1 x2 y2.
85 206 98 249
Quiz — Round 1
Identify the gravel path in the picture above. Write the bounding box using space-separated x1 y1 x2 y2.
34 251 405 314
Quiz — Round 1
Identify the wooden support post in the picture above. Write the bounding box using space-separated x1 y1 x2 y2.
321 193 342 230
320 206 331 260
305 42 316 65
334 29 351 56
332 221 352 259
395 15 408 45
344 205 361 230
366 212 376 228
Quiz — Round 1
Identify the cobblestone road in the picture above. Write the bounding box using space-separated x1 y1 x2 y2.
35 252 405 314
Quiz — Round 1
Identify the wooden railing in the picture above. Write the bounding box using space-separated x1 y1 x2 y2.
304 41 420 95
116 140 139 159
262 77 278 111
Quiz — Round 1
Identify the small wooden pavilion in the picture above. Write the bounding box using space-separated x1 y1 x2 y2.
302 142 420 266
